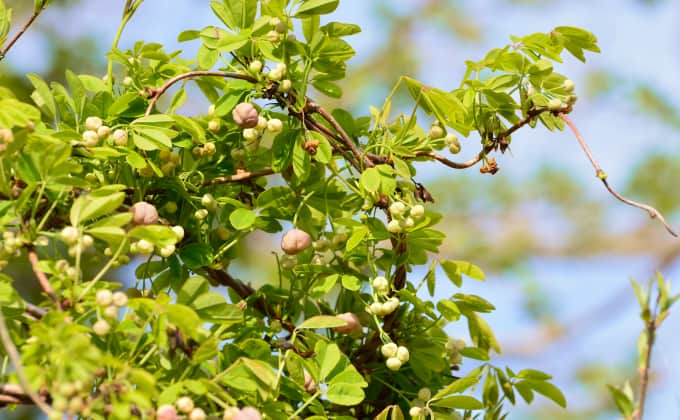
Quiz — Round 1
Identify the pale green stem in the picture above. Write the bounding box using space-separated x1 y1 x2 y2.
289 390 322 419
77 238 128 300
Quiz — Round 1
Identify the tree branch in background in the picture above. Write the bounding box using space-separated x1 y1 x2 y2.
0 6 45 62
561 114 678 237
0 308 51 414
27 249 61 309
203 168 275 186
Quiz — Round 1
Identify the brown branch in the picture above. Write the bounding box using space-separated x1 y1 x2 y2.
0 384 37 407
27 249 61 309
203 268 295 332
203 168 275 186
0 309 51 414
305 99 374 169
414 150 484 169
0 8 44 62
144 71 257 116
560 114 677 237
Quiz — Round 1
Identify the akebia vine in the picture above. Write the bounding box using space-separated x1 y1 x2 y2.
0 0 674 419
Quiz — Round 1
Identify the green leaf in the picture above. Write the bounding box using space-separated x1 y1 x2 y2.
129 225 178 247
229 208 256 230
191 292 243 324
607 385 634 417
180 243 214 269
313 79 342 98
433 375 480 399
315 341 341 380
516 379 566 408
345 226 368 252
359 167 380 193
517 369 552 381
27 73 57 121
431 395 484 410
295 0 339 17
467 312 501 354
326 383 365 406
177 276 210 305
309 131 333 164
341 274 361 291
70 190 125 226
79 75 108 93
437 300 460 321
298 315 346 329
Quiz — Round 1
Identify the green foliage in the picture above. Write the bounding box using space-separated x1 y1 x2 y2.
0 0 606 419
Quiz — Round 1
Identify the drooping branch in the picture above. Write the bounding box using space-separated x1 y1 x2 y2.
0 309 51 414
144 71 257 116
0 6 46 62
560 114 677 237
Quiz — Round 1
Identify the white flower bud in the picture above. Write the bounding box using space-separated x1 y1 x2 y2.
112 129 128 146
396 346 410 363
82 130 99 147
92 319 111 336
381 342 398 358
176 396 194 414
95 289 113 307
386 357 402 371
112 291 128 307
372 276 389 293
85 116 103 131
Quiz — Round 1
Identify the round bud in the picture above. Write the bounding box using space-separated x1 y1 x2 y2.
103 305 118 319
410 204 425 219
112 291 128 307
331 232 347 247
60 226 79 244
381 342 398 358
385 357 402 371
203 142 216 155
312 237 330 252
96 289 113 307
333 312 361 334
82 234 94 248
287 33 297 42
387 220 402 233
130 201 159 225
256 116 268 130
369 302 384 316
429 124 445 139
171 225 185 241
249 60 263 73
123 76 133 86
189 408 206 420
396 346 410 363
280 228 312 255
232 103 259 129
372 276 389 293
230 148 245 160
82 130 99 147
279 79 292 92
208 119 221 133
548 98 563 111
233 407 262 420
450 352 463 364
136 239 154 255
389 201 406 217
267 118 283 133
567 94 578 105
201 193 217 212
85 116 103 131
448 143 461 154
92 319 111 336
97 125 111 139
268 67 283 81
269 17 281 27
176 396 194 414
444 132 460 148
215 226 230 241
112 129 128 146
266 30 280 42
156 405 178 420
159 244 176 258
0 128 13 145
243 128 260 142
165 201 178 214
194 209 209 220
409 407 423 417
417 387 431 401
563 79 575 93
161 162 176 176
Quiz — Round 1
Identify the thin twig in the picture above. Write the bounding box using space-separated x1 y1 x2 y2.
203 168 275 186
0 8 43 61
560 114 677 237
0 308 51 414
0 383 34 407
27 249 61 308
306 99 373 168
144 71 257 116
634 316 656 420
414 151 484 169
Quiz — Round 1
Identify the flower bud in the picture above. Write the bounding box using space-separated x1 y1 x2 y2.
82 130 99 147
112 291 128 307
267 118 283 133
372 276 389 293
96 289 113 306
381 342 398 358
389 201 406 217
159 244 176 258
387 220 402 233
176 397 194 414
130 201 159 225
563 79 575 92
396 346 410 363
265 30 280 42
171 225 185 241
429 124 445 139
548 98 563 111
417 387 431 401
242 128 260 142
256 116 268 130
156 405 178 420
232 103 259 129
333 312 361 334
103 305 118 319
82 234 94 248
409 407 423 417
123 76 133 86
85 116 103 131
203 142 216 155
386 357 402 371
232 407 262 420
136 239 154 255
60 226 79 244
201 193 217 212
303 370 317 393
410 204 425 219
194 209 209 220
189 408 206 420
369 302 384 316
279 79 292 92
112 129 128 146
249 60 263 73
280 228 312 255
92 319 111 336
208 119 221 133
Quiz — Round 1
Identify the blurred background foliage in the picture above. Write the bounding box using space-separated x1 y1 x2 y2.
1 0 678 419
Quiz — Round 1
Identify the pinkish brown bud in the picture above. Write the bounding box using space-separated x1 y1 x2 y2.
233 407 262 420
232 103 259 129
130 201 159 225
333 312 361 334
280 229 312 255
156 405 178 420
303 370 317 394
